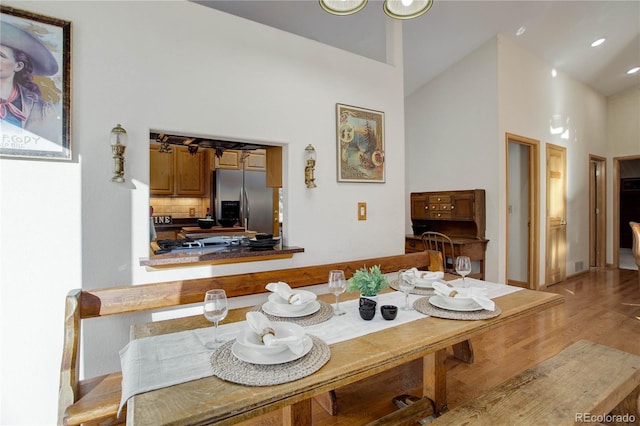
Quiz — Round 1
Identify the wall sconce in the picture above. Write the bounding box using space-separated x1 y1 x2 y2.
110 124 127 182
305 144 317 188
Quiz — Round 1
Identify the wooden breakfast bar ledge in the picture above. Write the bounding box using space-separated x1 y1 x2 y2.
125 280 564 425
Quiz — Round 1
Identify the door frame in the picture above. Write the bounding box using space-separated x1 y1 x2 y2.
589 155 606 268
505 133 540 290
613 154 640 268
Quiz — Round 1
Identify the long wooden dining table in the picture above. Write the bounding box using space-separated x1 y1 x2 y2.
126 285 563 425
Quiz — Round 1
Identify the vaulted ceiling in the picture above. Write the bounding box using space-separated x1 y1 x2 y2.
196 0 640 97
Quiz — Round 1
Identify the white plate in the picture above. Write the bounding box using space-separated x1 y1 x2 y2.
267 291 317 312
235 323 306 355
231 335 313 365
413 278 436 289
262 300 321 317
428 295 484 312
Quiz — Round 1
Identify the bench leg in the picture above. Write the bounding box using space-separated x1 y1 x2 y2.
608 385 640 421
423 349 448 415
452 339 474 363
283 398 312 426
312 390 337 415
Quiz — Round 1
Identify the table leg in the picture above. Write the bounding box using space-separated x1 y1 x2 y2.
422 349 447 415
313 390 337 415
452 339 474 363
282 399 312 426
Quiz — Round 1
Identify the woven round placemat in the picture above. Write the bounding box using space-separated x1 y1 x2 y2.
389 279 436 296
413 296 502 320
210 335 330 386
250 301 333 326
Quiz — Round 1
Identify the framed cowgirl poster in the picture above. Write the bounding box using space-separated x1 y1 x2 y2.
0 6 71 160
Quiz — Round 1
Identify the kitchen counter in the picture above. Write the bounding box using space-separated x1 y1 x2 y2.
178 226 255 240
139 243 305 268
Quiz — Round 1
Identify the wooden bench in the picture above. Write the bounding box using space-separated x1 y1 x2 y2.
58 251 433 426
369 340 640 426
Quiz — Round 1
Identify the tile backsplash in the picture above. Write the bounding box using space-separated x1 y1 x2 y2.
151 197 208 219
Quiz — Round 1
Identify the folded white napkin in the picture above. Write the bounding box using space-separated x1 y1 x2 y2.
432 282 495 311
245 312 305 355
401 268 444 284
265 282 316 304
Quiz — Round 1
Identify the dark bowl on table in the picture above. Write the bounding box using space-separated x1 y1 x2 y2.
255 233 273 240
217 218 237 228
197 219 215 229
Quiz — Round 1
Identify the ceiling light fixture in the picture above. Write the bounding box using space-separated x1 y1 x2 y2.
591 38 605 47
319 0 367 16
319 0 433 19
516 26 526 36
627 67 640 75
383 0 433 19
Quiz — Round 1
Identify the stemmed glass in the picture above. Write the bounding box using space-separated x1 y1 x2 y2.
328 270 347 316
398 269 415 311
203 289 228 349
455 256 472 287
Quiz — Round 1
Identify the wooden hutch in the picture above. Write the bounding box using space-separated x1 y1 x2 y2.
406 189 489 279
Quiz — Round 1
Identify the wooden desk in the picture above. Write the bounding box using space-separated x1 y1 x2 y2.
127 289 563 425
405 235 489 279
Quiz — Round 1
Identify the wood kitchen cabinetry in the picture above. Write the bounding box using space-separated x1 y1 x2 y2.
150 145 209 196
407 189 488 279
214 149 266 171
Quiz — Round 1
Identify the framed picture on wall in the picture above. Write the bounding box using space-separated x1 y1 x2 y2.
336 103 385 183
0 6 72 161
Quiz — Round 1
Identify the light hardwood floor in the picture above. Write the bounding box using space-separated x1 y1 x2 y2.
238 268 640 425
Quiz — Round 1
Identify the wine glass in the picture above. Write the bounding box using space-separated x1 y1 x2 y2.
398 269 415 311
455 256 472 287
328 270 347 316
203 289 228 349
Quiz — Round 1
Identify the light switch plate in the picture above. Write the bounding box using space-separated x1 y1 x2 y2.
358 202 367 220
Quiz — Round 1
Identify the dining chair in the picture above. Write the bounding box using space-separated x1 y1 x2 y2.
630 222 640 282
421 231 455 273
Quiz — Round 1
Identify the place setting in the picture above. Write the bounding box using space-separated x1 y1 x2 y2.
413 281 502 320
250 281 334 326
210 311 330 386
389 267 444 295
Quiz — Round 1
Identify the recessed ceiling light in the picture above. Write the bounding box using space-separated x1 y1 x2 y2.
591 38 605 47
551 69 558 78
627 67 640 75
516 26 526 36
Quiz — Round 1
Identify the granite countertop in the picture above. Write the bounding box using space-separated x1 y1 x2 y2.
140 244 304 268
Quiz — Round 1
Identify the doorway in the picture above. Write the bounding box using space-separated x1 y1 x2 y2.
613 155 640 270
589 155 606 268
546 143 567 285
506 133 539 289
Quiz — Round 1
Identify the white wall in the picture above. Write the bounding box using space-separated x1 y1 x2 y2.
0 1 405 424
607 86 640 261
497 35 608 281
405 38 500 281
405 35 608 286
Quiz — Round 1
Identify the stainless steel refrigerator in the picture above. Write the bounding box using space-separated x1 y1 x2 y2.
212 169 273 234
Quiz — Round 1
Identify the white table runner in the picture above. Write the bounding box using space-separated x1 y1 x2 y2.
119 278 520 415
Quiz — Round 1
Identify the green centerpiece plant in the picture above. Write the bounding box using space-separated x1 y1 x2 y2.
347 265 388 298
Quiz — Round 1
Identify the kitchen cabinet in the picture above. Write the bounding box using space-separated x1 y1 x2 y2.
408 189 488 279
214 149 266 171
150 145 208 196
175 147 206 195
150 144 174 195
